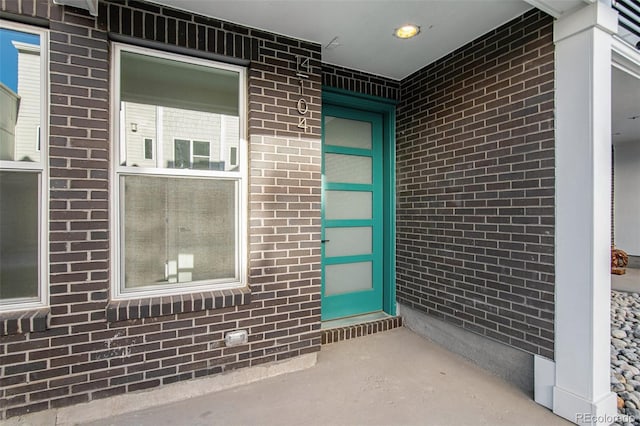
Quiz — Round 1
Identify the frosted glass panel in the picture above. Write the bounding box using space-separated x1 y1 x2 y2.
325 227 372 257
325 191 371 220
325 262 372 296
325 153 371 184
324 116 371 149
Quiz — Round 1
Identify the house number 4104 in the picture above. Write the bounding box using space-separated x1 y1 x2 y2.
296 56 310 132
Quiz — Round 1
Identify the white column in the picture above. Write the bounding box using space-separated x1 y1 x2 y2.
553 2 618 425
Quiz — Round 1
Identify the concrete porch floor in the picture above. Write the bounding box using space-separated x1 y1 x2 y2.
77 327 568 426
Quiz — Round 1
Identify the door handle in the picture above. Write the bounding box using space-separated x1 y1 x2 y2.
321 240 330 243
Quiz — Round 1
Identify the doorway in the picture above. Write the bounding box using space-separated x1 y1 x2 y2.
321 90 396 321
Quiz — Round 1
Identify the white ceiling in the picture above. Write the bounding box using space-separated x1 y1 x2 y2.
150 0 539 80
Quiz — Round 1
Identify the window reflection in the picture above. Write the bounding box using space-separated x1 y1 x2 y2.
0 26 43 306
0 28 41 163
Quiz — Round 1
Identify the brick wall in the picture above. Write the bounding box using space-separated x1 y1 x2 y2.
396 9 556 359
322 63 400 101
0 0 321 419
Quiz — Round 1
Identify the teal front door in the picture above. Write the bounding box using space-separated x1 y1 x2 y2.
321 104 384 321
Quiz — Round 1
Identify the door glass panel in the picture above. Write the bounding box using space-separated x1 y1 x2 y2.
325 153 371 184
325 227 372 257
325 261 372 296
325 190 371 220
324 116 371 149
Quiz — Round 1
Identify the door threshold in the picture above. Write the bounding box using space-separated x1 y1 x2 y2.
321 311 391 330
321 312 402 345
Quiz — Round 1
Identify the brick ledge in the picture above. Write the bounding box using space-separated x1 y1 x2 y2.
321 316 403 345
106 287 251 322
0 308 49 336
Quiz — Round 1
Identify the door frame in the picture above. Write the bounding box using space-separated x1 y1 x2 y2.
321 87 397 317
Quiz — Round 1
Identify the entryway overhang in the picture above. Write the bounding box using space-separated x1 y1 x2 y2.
147 0 541 80
136 1 640 425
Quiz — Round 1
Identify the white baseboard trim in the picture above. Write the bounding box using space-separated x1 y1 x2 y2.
553 386 618 426
534 355 555 409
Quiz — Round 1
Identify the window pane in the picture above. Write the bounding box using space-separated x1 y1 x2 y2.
325 153 372 184
121 51 239 115
324 116 371 150
193 157 210 170
0 28 42 163
325 262 372 296
120 51 241 172
0 171 38 300
325 190 372 220
144 138 153 160
325 227 372 257
121 175 237 290
193 141 209 157
229 146 238 167
174 139 190 169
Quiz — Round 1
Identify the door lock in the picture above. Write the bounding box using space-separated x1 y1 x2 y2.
321 240 330 243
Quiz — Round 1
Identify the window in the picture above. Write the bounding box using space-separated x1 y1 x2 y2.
173 139 219 170
0 22 48 311
229 146 238 168
112 44 246 298
143 137 153 160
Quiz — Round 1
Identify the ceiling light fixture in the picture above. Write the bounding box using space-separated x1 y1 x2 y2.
394 24 420 39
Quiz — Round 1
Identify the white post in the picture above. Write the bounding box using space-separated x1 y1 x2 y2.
553 2 618 425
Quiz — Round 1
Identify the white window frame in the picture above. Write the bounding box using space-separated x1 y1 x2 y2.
0 20 49 312
110 43 247 300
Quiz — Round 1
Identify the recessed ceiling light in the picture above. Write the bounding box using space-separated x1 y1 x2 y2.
394 24 420 39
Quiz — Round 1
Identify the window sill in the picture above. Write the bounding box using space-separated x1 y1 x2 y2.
106 287 251 322
0 308 49 336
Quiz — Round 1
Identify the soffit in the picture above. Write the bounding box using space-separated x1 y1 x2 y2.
148 0 538 80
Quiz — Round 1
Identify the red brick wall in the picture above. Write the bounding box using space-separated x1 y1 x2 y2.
0 0 321 419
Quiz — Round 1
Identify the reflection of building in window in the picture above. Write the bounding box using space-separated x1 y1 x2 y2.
174 139 211 169
13 41 40 162
115 46 245 296
0 83 19 159
0 40 40 162
229 146 238 168
143 137 153 160
122 101 239 171
0 25 44 306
